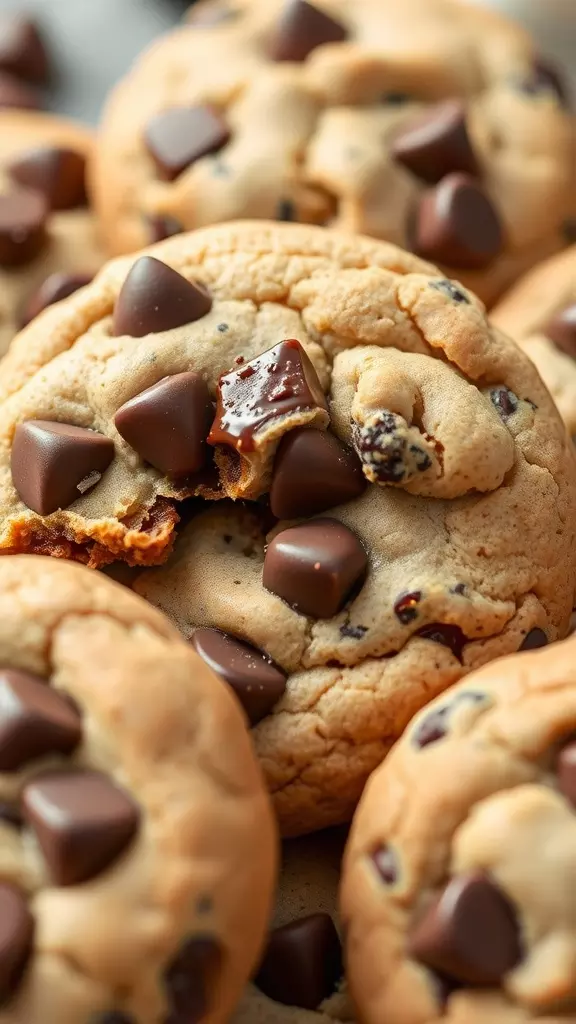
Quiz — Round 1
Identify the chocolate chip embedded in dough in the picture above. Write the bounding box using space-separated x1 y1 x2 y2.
0 667 82 771
20 271 93 327
544 304 576 359
113 256 212 337
0 14 50 84
11 421 114 515
114 372 213 477
23 769 140 886
429 278 470 304
371 844 399 885
394 590 422 625
0 71 41 110
409 872 521 984
164 935 222 1024
144 105 230 181
412 691 486 749
0 884 34 1005
490 387 519 420
411 173 503 270
256 913 343 1010
416 623 467 661
270 428 366 518
8 147 87 210
268 0 348 63
209 340 328 454
192 628 286 725
147 214 183 243
263 517 367 619
391 100 479 184
0 189 47 267
519 627 548 651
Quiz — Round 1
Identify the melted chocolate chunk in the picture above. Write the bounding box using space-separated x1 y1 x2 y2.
412 691 486 749
391 100 479 184
490 387 519 419
268 0 348 63
164 935 222 1024
371 844 399 885
256 914 343 1010
429 279 470 303
191 628 286 725
411 173 503 270
394 591 422 625
340 623 368 640
208 340 327 454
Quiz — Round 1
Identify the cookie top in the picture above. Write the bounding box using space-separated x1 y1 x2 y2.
492 245 576 436
341 633 576 1023
0 111 105 355
0 554 276 1024
91 0 573 305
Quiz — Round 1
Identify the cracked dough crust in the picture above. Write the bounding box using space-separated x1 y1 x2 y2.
0 555 276 1024
342 634 576 1023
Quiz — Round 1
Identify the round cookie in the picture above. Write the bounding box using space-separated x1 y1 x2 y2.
491 245 576 437
341 632 576 1024
0 111 105 355
91 0 573 305
234 828 353 1023
0 554 276 1024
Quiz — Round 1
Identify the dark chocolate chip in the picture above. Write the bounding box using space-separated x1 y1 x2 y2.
114 372 213 477
164 935 222 1024
416 623 467 661
20 271 92 328
270 428 365 518
490 387 519 419
0 667 82 771
23 769 140 886
191 628 286 725
394 590 422 624
0 71 41 110
0 14 49 84
519 627 548 651
0 189 47 268
391 100 479 184
519 59 570 107
0 884 34 1004
208 339 327 454
429 279 470 303
556 740 576 808
409 872 521 984
276 198 296 222
371 844 399 885
113 257 212 338
544 304 576 360
144 105 230 182
147 214 184 243
11 421 114 515
256 914 342 1010
263 517 367 619
412 691 486 749
411 173 503 270
8 147 86 211
268 0 348 62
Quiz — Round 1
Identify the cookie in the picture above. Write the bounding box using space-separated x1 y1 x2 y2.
0 110 105 355
0 554 276 1024
340 633 576 1024
492 245 576 437
234 828 353 1023
91 0 574 305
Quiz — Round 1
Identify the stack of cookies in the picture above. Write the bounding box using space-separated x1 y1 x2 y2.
0 3 575 1023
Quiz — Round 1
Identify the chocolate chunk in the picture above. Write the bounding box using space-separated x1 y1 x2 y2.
147 214 183 243
11 421 114 515
114 372 213 477
268 0 348 62
0 71 41 110
519 627 548 651
556 741 576 808
8 147 86 211
191 628 286 725
209 340 327 454
270 428 365 518
256 914 342 1010
412 692 486 749
411 173 503 269
276 198 296 222
429 279 469 303
544 304 576 359
371 844 399 885
394 590 422 625
0 884 34 1004
0 668 82 771
144 105 230 181
0 189 47 267
113 257 212 337
490 387 519 420
23 769 140 886
391 100 479 184
20 271 93 327
416 623 466 661
409 872 521 984
164 935 222 1024
263 517 367 619
0 15 49 84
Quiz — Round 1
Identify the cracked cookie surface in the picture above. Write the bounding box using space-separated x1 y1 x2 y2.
0 555 276 1024
342 633 576 1024
492 245 576 438
0 111 105 355
91 0 573 305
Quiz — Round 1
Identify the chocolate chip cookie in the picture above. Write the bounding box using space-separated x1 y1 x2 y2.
92 0 573 305
0 110 105 354
0 554 276 1024
492 245 576 437
341 633 576 1023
